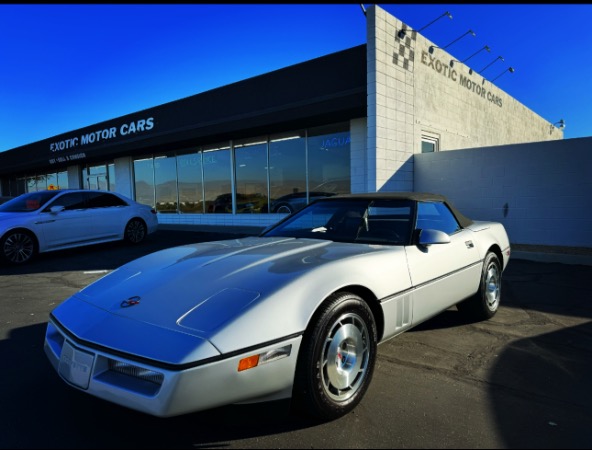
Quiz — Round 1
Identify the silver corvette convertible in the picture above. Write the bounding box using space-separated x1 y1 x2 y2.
44 193 510 420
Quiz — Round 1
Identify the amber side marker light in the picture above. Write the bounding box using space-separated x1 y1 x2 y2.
237 345 292 372
238 355 260 372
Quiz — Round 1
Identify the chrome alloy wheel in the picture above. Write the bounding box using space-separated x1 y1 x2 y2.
3 232 35 264
321 312 370 402
485 263 501 311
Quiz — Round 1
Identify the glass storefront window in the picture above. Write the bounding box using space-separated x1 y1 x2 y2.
307 123 351 198
108 164 116 191
154 155 178 213
177 152 204 213
26 175 48 192
57 171 68 190
46 173 58 190
82 164 111 190
127 124 351 215
268 131 307 214
23 172 67 193
234 139 268 214
203 145 231 213
134 157 155 207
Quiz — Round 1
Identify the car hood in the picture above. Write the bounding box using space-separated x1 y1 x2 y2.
51 236 399 361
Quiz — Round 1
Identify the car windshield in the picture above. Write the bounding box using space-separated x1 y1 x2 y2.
0 191 61 213
262 198 414 245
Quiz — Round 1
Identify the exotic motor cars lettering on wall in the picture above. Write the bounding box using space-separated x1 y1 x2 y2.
420 51 503 107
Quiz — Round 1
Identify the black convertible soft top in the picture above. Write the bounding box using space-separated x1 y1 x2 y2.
318 192 474 228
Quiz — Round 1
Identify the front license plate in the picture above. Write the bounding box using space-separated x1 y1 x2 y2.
58 341 94 389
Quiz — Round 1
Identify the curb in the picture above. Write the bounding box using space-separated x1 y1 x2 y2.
511 251 592 267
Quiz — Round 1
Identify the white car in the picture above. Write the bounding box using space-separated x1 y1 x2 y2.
0 189 158 264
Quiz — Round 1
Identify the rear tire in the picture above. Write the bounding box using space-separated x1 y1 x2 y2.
457 252 501 321
1 230 37 265
124 218 147 244
293 292 377 421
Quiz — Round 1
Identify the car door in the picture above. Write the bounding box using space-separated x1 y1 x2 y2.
405 201 482 325
85 192 130 240
37 192 92 249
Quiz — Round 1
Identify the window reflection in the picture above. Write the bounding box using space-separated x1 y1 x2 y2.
154 155 178 213
203 146 231 214
268 132 306 214
23 171 68 193
177 152 204 213
134 158 155 207
128 122 351 216
235 141 268 214
307 124 351 199
58 171 69 190
46 173 58 190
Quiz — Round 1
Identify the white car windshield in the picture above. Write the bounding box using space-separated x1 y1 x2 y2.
263 198 414 245
0 191 61 213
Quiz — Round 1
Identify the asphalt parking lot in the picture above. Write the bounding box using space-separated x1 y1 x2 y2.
0 228 591 449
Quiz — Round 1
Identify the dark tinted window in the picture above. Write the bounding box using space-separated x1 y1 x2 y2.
46 192 87 211
416 201 461 235
0 191 61 212
263 199 413 245
87 192 127 208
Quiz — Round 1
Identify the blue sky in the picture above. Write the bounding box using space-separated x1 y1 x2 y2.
1 4 591 153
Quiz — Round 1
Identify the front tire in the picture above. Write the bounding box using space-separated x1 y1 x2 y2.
457 252 501 321
124 218 147 244
1 230 37 265
293 292 377 421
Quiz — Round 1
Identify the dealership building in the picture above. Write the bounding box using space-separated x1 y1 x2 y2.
0 5 563 230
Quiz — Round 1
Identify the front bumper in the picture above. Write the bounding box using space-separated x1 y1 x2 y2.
44 319 302 417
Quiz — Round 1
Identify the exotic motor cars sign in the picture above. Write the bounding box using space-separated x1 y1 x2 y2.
49 117 155 153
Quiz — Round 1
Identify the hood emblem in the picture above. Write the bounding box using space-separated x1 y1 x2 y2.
120 296 141 308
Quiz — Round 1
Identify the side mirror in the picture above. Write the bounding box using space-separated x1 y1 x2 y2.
50 206 65 214
418 229 451 246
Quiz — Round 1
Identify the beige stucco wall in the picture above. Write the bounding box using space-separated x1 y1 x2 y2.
366 5 562 192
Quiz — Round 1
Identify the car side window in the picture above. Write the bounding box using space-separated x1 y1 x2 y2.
45 192 87 211
416 201 461 235
356 200 413 244
87 192 128 208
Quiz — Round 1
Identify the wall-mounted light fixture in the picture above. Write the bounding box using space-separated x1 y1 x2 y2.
462 45 490 63
491 66 515 82
443 29 476 50
479 55 504 74
418 11 453 32
398 10 452 39
429 29 475 55
554 119 566 130
398 27 411 39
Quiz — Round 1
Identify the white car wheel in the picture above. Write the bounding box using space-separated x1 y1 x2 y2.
125 219 147 244
1 230 37 265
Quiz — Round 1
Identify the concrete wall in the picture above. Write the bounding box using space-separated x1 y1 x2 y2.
414 137 592 248
367 6 416 193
